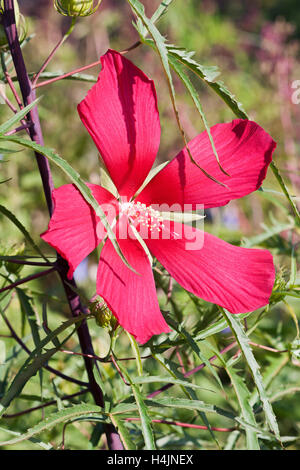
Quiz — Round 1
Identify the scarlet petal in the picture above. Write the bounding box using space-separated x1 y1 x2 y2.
78 49 161 199
145 222 275 314
97 235 170 345
41 184 118 279
138 120 276 209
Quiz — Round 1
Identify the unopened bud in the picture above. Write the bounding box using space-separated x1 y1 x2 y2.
90 299 117 332
54 0 102 17
1 242 25 275
269 269 288 305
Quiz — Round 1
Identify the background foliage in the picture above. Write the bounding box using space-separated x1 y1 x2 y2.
0 0 299 450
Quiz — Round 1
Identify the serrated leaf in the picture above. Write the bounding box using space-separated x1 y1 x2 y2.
132 375 209 391
226 366 260 449
168 54 229 175
220 308 281 440
0 204 49 262
0 341 5 365
166 316 223 390
0 404 107 447
0 98 41 135
146 397 235 420
0 313 89 417
129 0 226 189
109 414 137 450
130 384 156 450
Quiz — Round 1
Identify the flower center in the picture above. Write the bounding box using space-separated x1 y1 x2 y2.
120 201 165 233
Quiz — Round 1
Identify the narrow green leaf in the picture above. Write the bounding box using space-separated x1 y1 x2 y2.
109 414 137 450
220 308 281 440
0 135 137 274
146 397 235 420
0 204 49 262
131 383 156 450
168 54 229 175
0 98 41 135
129 0 227 188
226 366 260 449
0 404 106 447
0 313 89 416
132 375 209 391
270 161 300 226
166 317 223 389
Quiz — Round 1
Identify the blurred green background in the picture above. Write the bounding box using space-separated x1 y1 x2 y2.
0 0 299 450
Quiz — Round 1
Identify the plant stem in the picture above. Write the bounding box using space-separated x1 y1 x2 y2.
2 0 123 450
32 17 76 87
0 267 56 294
126 417 235 432
2 390 89 418
147 341 237 399
1 308 89 387
33 59 101 89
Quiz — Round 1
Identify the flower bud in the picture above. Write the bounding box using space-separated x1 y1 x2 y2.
54 0 102 17
0 1 27 51
0 242 25 275
90 299 117 332
269 268 287 305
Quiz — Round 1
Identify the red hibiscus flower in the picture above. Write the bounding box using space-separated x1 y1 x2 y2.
41 49 276 344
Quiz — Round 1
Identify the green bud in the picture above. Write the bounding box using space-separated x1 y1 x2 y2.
1 242 25 275
90 299 117 332
54 0 102 17
269 268 288 305
0 1 27 51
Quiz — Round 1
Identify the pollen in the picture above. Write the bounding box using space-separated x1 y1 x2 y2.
120 201 165 233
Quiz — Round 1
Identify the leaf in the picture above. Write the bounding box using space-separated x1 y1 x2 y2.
0 341 5 365
151 0 174 23
30 71 97 84
168 54 228 175
129 0 227 189
270 161 300 226
241 216 294 248
0 204 49 262
98 157 119 199
0 98 41 135
166 317 223 390
109 414 137 450
0 147 23 154
0 404 107 447
111 359 155 449
132 375 209 391
160 211 205 224
165 44 248 119
0 135 137 274
133 161 169 198
16 289 41 350
226 366 260 449
130 384 156 450
146 397 235 420
0 313 89 416
220 308 281 440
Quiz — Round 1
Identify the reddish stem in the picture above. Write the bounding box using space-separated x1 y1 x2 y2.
33 59 101 89
2 390 89 418
126 417 235 432
0 267 56 294
148 341 237 399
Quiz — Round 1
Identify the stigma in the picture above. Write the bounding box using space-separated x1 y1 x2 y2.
120 201 165 233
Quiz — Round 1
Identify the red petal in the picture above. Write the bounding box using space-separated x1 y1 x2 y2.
41 184 118 279
145 222 275 313
97 230 170 344
78 49 161 199
138 120 276 209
